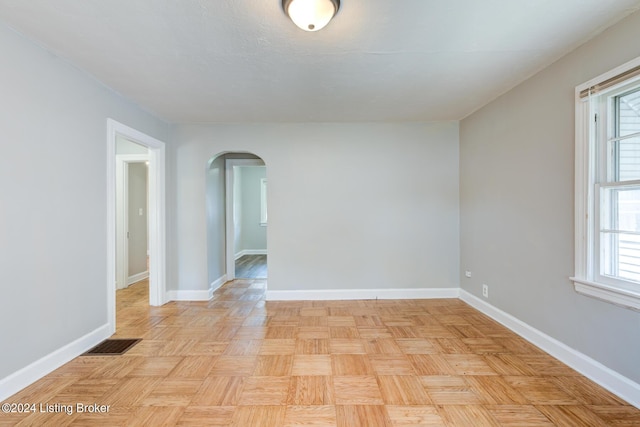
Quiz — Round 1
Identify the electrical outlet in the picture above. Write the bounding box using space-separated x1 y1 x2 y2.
482 284 489 298
465 271 472 278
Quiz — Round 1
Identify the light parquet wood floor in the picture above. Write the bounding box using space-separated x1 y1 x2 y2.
1 279 639 426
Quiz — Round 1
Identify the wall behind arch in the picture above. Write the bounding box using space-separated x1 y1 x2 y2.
205 153 264 287
236 166 267 255
206 155 226 286
170 122 459 295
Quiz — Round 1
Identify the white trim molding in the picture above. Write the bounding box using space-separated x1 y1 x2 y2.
460 290 640 408
128 271 150 286
0 324 111 402
234 249 268 260
167 275 228 302
210 275 228 293
572 56 640 311
107 118 167 335
571 277 640 311
266 287 459 301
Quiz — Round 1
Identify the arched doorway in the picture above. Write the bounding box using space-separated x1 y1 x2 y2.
206 152 267 289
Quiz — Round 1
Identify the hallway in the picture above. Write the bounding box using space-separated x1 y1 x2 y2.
235 254 267 279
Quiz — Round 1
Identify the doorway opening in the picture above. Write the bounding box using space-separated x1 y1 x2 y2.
206 153 267 287
115 139 149 292
107 119 166 335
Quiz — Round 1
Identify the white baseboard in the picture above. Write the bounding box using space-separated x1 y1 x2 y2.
127 271 149 286
459 290 640 408
167 275 227 302
210 275 228 293
266 287 459 301
0 324 111 402
234 249 267 260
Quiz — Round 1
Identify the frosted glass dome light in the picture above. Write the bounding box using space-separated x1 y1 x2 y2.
282 0 340 32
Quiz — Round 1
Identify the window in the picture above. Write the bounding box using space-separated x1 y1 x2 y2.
573 57 640 310
260 178 267 226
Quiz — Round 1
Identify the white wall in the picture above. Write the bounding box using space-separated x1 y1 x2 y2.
116 136 149 155
460 10 640 383
206 155 226 286
171 122 460 294
233 164 243 254
237 166 267 254
3 2 638 404
128 163 148 278
0 22 167 381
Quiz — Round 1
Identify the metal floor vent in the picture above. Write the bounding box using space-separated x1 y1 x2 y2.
83 339 141 355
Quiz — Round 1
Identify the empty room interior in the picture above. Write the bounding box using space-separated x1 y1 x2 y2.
1 1 640 425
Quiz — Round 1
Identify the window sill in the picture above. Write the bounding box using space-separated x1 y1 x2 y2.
570 277 640 311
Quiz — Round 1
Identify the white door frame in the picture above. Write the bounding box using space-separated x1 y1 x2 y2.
225 159 264 280
116 155 149 291
107 119 166 334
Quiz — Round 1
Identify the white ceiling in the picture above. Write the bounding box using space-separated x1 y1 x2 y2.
1 0 640 123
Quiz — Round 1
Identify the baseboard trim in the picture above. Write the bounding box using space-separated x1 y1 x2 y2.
210 275 227 294
0 324 111 402
167 275 227 302
234 249 267 260
266 287 459 301
459 290 640 408
127 271 149 286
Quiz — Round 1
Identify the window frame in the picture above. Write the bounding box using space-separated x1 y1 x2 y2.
572 56 640 311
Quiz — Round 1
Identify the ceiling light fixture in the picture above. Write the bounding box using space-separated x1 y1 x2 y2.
282 0 340 32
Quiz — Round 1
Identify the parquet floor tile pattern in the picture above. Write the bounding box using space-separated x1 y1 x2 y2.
2 279 638 426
